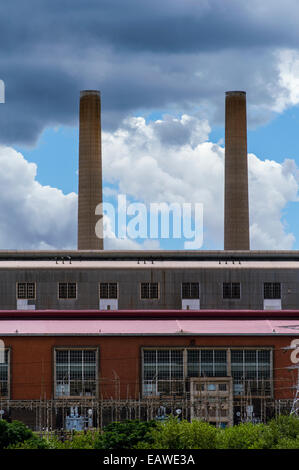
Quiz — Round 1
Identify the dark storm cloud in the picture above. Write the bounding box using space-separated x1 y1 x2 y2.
0 0 299 145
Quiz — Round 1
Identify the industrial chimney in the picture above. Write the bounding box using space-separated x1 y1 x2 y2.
224 91 250 250
78 90 103 250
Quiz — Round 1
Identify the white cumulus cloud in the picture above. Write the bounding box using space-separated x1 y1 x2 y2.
0 111 298 251
102 114 299 249
0 146 77 249
0 146 160 250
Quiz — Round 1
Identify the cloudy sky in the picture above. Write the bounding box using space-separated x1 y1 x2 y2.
1 0 299 250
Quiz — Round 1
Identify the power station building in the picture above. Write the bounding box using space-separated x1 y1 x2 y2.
0 91 298 430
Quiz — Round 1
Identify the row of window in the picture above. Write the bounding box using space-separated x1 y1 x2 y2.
222 282 281 300
0 347 272 399
143 348 272 397
16 282 282 300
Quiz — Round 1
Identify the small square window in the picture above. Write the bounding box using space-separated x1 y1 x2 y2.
17 282 35 300
58 283 76 299
223 282 240 299
218 384 227 391
182 283 199 299
141 282 159 299
100 283 118 299
207 384 217 391
264 283 281 299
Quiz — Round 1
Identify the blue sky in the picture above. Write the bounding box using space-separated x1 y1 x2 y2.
15 106 299 195
1 1 299 250
11 103 299 250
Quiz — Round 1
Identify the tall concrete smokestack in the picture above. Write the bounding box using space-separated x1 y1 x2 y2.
78 90 103 250
224 91 250 250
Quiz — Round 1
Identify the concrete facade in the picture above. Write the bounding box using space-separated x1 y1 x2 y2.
224 91 250 250
78 90 103 250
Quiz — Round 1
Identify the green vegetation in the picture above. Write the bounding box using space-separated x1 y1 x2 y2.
1 415 299 449
136 418 218 449
94 420 158 449
136 415 299 449
0 420 45 449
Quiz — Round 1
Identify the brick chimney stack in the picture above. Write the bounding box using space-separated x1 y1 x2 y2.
78 90 103 250
224 91 250 250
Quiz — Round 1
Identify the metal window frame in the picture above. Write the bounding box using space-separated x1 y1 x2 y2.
141 346 273 398
222 282 241 300
0 348 10 399
54 346 99 399
140 282 160 300
263 282 281 300
57 282 77 300
99 282 118 299
230 347 273 397
181 282 200 299
16 282 36 300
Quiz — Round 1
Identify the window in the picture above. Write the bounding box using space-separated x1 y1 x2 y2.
17 282 35 299
143 348 227 397
142 348 272 398
58 282 77 299
0 349 9 398
264 283 281 299
182 282 199 299
207 383 217 391
223 282 240 299
140 282 159 299
99 283 118 299
231 349 272 396
143 349 184 395
187 350 227 378
219 383 227 392
55 349 97 397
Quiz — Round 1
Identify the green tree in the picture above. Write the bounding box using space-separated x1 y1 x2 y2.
136 417 219 449
95 420 157 449
0 420 35 449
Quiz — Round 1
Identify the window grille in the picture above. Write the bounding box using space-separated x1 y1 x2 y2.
140 282 159 299
182 282 199 299
100 283 118 299
17 282 35 299
55 349 97 397
223 282 240 299
58 283 77 299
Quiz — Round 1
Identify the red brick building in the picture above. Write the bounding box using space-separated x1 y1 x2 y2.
0 309 298 429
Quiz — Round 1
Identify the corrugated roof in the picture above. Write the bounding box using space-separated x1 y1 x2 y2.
1 250 299 263
0 318 299 336
1 260 299 268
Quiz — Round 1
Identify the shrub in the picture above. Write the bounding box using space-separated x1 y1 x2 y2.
48 430 97 449
2 415 299 450
7 437 49 449
215 422 270 449
180 419 219 449
273 436 299 449
0 420 35 449
267 415 299 441
95 420 157 449
137 417 219 449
